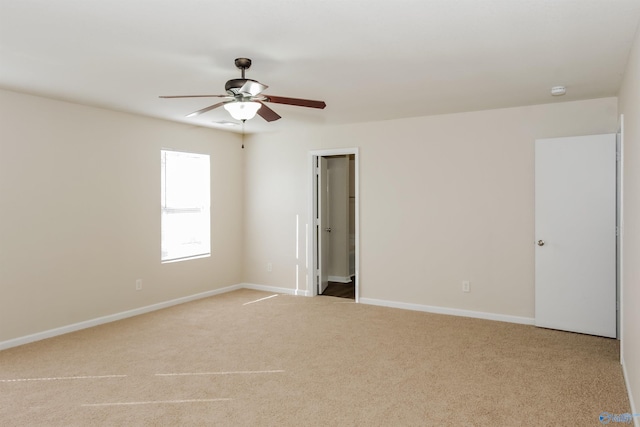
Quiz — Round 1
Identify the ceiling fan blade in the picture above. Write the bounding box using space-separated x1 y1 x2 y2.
159 94 230 99
256 101 281 122
239 80 268 96
185 101 229 118
263 95 326 109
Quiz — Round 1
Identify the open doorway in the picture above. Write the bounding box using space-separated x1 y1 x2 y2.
308 148 359 302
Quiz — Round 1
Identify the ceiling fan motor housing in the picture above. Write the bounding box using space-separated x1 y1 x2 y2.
225 78 258 95
226 58 256 95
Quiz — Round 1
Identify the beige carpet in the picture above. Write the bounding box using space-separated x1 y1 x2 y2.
0 289 630 426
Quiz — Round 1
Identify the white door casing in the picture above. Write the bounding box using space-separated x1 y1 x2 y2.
318 156 330 295
308 148 359 301
534 134 616 338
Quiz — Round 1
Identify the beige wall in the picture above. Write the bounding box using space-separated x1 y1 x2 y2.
619 22 640 417
244 98 618 318
0 89 244 342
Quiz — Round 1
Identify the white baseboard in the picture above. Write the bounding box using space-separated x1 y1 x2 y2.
359 297 535 326
1 285 536 351
621 356 639 427
0 284 242 351
328 275 352 283
0 283 314 351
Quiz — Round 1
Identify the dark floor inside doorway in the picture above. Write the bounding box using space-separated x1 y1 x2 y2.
322 278 355 299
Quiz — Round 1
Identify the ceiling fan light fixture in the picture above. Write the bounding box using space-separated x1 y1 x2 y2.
224 101 261 121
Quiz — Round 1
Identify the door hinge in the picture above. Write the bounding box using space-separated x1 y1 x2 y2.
616 151 621 162
616 226 619 236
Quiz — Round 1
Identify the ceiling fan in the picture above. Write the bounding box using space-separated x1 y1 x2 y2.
160 58 326 122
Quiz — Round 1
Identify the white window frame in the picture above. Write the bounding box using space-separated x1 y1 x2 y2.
161 149 211 263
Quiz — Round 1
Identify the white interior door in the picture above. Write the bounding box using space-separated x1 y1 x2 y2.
535 134 616 338
317 157 330 294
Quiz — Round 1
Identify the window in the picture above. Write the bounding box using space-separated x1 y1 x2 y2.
161 150 210 262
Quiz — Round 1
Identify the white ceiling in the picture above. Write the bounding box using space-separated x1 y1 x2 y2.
1 0 639 134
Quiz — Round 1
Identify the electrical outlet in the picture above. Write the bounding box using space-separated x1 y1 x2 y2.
136 279 142 291
267 263 272 272
462 281 470 293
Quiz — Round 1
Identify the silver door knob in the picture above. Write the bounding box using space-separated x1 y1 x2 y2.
325 227 332 232
537 240 545 246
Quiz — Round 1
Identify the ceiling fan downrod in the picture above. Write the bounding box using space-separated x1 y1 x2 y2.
235 58 252 79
